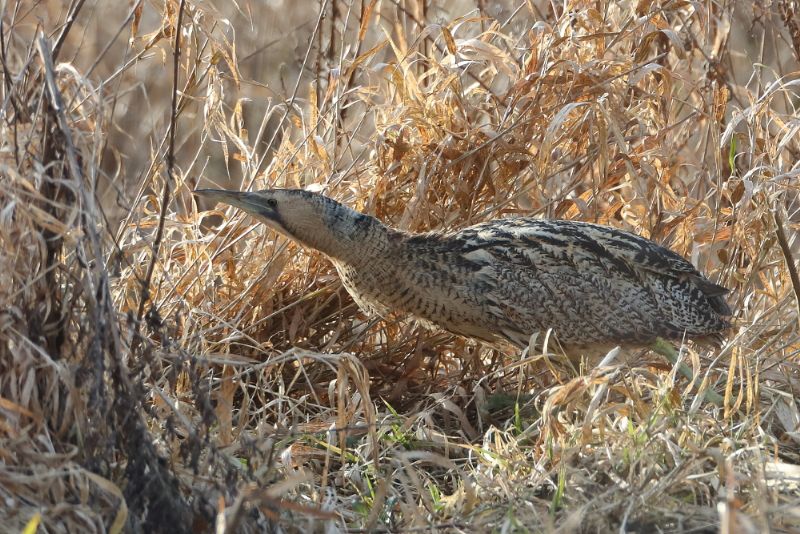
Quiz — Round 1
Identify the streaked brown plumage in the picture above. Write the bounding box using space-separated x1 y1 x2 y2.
194 188 731 352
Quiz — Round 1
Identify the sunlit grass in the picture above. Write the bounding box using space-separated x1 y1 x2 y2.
1 0 799 532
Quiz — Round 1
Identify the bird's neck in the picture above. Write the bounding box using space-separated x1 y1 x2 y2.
337 219 397 266
292 209 396 266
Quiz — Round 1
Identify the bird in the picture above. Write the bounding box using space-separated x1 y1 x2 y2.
194 188 731 354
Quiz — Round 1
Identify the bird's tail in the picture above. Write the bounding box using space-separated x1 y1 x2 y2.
693 277 732 316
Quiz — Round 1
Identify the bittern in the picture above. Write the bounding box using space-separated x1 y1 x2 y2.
194 188 731 352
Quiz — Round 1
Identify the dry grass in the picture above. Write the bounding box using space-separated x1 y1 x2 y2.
1 0 799 532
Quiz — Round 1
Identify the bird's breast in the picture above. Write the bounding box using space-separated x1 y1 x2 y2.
331 254 494 337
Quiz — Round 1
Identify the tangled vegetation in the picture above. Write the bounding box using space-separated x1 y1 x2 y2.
1 0 798 532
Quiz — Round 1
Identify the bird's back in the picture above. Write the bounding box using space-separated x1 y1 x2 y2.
337 217 731 351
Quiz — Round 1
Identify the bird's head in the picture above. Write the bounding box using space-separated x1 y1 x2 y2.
194 188 381 260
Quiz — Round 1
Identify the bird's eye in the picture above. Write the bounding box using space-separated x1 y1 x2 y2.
266 198 278 209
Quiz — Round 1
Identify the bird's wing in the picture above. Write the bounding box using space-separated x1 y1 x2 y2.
450 218 729 346
465 219 729 297
554 220 732 315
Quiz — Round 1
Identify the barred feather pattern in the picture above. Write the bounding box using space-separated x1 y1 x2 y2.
195 188 732 351
334 217 731 350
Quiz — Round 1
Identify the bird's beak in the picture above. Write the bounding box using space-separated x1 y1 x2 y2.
194 188 263 216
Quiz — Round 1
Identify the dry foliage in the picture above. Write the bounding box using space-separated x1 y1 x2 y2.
1 0 799 532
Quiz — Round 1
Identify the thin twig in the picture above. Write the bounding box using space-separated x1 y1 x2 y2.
135 0 186 327
252 0 330 182
52 0 87 62
773 206 800 327
36 34 85 194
